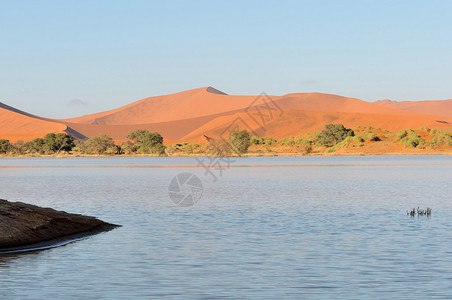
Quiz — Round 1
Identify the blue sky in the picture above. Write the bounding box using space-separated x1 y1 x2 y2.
1 0 451 118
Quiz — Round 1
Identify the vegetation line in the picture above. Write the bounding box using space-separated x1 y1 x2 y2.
1 125 452 157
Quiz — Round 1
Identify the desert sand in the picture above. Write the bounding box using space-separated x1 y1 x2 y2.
0 103 67 142
375 99 452 121
1 87 451 143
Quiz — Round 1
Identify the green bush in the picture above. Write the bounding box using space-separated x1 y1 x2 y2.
299 139 311 146
127 130 163 147
25 138 45 154
366 133 381 142
396 130 408 140
228 129 251 155
11 140 27 155
183 143 200 154
353 135 365 143
121 142 138 154
262 137 277 146
279 137 295 146
315 124 354 147
430 132 452 147
0 139 12 154
43 133 75 153
151 143 167 155
250 136 262 145
126 129 165 154
84 134 116 154
400 131 423 148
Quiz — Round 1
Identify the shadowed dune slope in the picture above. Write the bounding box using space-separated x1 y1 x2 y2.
0 103 67 142
63 108 245 143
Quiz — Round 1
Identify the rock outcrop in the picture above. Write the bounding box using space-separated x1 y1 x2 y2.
0 199 119 253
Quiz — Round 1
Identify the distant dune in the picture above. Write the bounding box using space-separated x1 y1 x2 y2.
375 99 452 121
1 87 451 143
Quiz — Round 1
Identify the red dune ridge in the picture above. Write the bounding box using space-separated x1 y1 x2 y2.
1 87 451 143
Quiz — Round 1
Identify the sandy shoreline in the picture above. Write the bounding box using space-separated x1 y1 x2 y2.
1 151 452 159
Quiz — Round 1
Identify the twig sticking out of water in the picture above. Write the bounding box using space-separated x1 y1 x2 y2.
407 207 431 217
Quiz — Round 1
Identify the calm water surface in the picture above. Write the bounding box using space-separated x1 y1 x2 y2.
1 156 452 299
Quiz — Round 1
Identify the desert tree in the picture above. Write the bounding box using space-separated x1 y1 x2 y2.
85 134 116 155
227 129 251 155
43 133 75 153
0 139 11 154
126 129 165 154
315 124 354 147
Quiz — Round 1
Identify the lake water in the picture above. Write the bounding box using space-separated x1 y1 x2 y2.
1 156 452 299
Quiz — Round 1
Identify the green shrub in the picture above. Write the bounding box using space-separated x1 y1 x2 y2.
183 143 200 154
25 138 45 154
400 131 423 148
366 133 381 142
300 139 311 146
262 137 277 146
279 137 295 146
151 144 167 155
0 139 12 154
121 142 137 154
315 124 354 147
430 132 452 147
250 136 262 145
126 129 165 154
43 133 75 153
11 140 27 155
85 134 116 154
228 129 251 155
127 130 163 147
396 130 408 140
353 135 365 143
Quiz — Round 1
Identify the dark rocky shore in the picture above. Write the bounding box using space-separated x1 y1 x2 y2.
0 199 120 253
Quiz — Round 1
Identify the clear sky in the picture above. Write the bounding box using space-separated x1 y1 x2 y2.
1 0 451 118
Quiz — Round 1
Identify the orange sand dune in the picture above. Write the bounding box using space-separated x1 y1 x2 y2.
274 93 426 116
375 99 452 121
63 87 257 125
63 109 246 144
65 89 425 126
2 87 452 143
180 108 451 143
59 88 451 143
0 103 67 142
